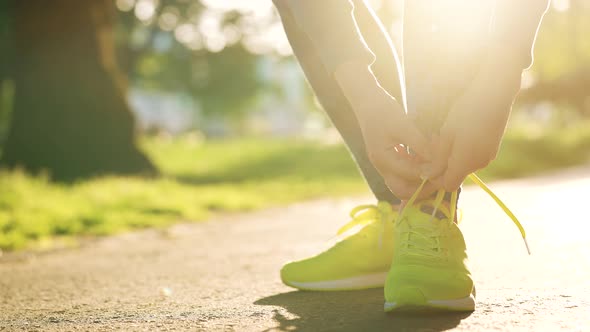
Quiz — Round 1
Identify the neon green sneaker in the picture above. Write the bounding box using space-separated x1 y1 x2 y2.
281 202 397 291
384 174 530 312
384 197 475 312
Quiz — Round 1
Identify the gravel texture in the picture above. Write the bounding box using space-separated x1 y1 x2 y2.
1 167 590 331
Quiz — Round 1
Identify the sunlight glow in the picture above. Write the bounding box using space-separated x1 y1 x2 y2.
223 25 242 45
116 0 136 12
367 0 383 11
403 0 497 76
175 23 199 45
520 70 537 90
135 0 158 22
198 0 290 55
552 0 571 12
200 0 273 14
158 7 180 31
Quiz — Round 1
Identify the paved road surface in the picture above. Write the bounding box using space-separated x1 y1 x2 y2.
1 167 590 331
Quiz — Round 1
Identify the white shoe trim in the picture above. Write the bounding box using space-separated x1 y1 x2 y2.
384 295 475 311
286 272 387 290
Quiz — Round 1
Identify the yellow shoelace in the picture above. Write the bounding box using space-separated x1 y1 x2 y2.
398 173 531 255
336 202 396 247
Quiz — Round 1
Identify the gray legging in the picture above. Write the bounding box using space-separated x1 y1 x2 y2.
273 0 406 203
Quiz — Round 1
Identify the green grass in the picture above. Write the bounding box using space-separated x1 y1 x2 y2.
479 123 590 179
1 124 590 251
0 138 365 251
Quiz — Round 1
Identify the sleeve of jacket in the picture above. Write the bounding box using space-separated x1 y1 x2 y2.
491 0 551 70
273 0 375 74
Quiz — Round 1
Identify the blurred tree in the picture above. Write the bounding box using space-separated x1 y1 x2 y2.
0 1 14 147
114 0 269 121
0 0 156 180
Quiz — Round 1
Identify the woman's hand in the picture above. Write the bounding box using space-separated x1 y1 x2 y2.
359 105 435 199
334 61 435 199
428 96 511 191
425 57 524 191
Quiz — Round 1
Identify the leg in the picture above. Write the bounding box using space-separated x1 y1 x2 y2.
273 0 404 203
275 0 411 292
352 1 464 207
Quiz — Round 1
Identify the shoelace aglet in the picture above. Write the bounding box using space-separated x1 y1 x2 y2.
468 173 530 255
523 237 531 255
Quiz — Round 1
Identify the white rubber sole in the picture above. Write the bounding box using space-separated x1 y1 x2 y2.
283 272 388 291
384 294 476 312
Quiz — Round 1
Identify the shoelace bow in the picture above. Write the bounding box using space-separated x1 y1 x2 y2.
336 201 396 247
396 173 531 255
334 173 529 256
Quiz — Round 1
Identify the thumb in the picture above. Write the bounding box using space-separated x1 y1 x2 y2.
393 119 431 161
429 128 454 178
417 128 453 181
443 153 469 192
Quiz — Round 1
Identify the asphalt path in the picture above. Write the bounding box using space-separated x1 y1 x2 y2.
1 167 589 331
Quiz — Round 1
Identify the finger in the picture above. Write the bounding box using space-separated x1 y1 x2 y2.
390 118 431 160
442 153 471 191
393 144 412 160
424 129 453 179
384 177 422 200
414 181 439 200
385 176 438 201
443 173 467 192
393 144 424 165
370 148 423 181
428 175 445 189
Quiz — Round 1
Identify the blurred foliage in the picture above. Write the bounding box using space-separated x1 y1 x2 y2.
114 0 286 118
518 0 590 116
0 81 13 151
0 1 13 149
532 0 590 80
108 0 590 133
2 124 590 251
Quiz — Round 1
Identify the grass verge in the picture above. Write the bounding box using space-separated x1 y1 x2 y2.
1 124 590 251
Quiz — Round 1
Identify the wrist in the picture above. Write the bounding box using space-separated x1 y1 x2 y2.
335 62 403 124
477 52 525 95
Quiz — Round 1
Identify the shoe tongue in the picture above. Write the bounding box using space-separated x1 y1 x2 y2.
419 205 448 219
399 207 442 251
402 206 442 229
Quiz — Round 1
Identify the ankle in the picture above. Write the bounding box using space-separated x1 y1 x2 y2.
402 195 458 222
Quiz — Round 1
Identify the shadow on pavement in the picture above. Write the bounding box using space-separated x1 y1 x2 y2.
255 289 471 331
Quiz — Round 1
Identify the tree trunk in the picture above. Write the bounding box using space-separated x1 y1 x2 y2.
1 0 157 180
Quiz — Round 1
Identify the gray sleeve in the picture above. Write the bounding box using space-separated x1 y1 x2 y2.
280 0 375 74
491 0 550 69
